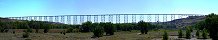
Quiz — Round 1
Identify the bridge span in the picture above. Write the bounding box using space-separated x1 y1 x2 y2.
4 14 203 25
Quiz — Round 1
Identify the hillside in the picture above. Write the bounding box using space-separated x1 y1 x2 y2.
162 16 206 29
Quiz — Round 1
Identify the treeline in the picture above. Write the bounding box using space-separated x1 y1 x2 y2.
0 19 163 37
0 20 74 32
194 13 218 40
0 19 162 32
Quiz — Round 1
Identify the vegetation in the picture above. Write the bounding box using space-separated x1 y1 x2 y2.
92 26 104 38
43 24 50 33
25 28 33 33
185 27 191 39
162 31 168 40
23 29 30 38
202 29 208 39
66 28 73 33
22 32 29 38
195 13 218 40
102 22 115 35
137 20 150 34
2 13 217 40
178 29 183 38
81 21 92 32
196 29 200 38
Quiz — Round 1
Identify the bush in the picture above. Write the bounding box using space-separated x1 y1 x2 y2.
66 28 73 33
63 31 66 35
162 31 168 40
92 26 104 38
43 26 50 33
178 29 183 38
81 21 92 32
202 29 208 39
44 29 49 33
22 32 29 38
61 30 66 35
102 22 115 35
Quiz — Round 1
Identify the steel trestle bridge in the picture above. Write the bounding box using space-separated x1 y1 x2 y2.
5 14 203 25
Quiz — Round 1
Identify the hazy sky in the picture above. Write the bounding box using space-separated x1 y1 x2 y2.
0 0 218 17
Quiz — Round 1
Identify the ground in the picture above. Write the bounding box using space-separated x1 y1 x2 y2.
0 30 212 40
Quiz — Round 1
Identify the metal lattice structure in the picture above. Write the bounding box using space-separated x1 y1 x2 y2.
4 14 203 25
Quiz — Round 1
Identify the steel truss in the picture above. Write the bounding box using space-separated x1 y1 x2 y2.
5 14 202 24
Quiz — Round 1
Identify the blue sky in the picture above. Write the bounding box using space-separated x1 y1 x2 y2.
0 0 218 17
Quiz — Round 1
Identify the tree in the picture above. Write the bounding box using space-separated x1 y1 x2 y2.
196 13 218 40
16 22 29 29
186 27 191 39
43 24 50 33
27 20 41 33
196 29 200 38
81 21 92 32
162 31 168 40
119 23 133 31
101 22 115 35
178 29 183 38
202 29 208 39
91 23 100 31
187 26 193 32
0 21 12 32
137 20 149 34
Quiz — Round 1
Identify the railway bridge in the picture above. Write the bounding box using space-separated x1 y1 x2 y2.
4 14 203 25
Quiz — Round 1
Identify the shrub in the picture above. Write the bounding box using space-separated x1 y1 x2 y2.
61 30 66 35
0 28 4 32
102 22 115 35
43 26 50 33
44 29 49 33
63 31 66 35
162 31 168 40
178 29 183 38
22 32 29 38
81 21 92 32
92 26 104 38
66 28 73 33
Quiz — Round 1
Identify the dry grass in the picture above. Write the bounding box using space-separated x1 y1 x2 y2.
0 29 212 40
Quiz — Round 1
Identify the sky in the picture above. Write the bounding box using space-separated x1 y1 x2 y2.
0 0 218 17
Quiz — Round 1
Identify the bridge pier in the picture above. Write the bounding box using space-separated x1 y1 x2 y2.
116 15 120 23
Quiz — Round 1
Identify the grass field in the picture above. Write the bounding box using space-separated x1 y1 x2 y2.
0 30 212 40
